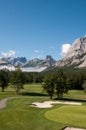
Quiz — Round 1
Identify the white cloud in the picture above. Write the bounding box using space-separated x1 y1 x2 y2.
34 50 39 53
2 50 16 58
61 43 71 56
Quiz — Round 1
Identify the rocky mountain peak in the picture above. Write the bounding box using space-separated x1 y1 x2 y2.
45 55 56 65
56 36 86 68
64 37 86 59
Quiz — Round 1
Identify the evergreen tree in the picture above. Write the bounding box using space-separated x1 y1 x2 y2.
0 69 9 92
42 74 55 99
55 69 68 99
10 69 24 94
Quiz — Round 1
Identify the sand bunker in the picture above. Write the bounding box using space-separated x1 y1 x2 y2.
64 127 85 130
31 101 82 108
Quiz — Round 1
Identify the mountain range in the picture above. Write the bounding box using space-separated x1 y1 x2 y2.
22 55 56 68
0 35 86 72
2 57 27 66
0 55 56 72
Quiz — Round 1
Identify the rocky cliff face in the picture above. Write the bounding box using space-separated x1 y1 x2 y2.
55 36 86 68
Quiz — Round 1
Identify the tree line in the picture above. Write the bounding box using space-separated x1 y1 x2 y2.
0 68 86 98
0 69 43 94
43 68 86 99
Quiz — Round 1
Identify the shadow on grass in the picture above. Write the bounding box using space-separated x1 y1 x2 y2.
22 92 48 97
61 126 67 130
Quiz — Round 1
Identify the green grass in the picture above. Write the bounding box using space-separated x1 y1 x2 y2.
23 83 44 93
45 105 86 129
0 97 65 130
0 84 86 130
64 90 86 100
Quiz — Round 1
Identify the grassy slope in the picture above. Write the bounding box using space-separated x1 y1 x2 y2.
0 84 86 130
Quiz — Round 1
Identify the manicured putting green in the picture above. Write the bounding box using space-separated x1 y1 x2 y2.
45 105 86 128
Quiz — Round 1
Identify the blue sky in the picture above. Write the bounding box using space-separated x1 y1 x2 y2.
0 0 86 60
